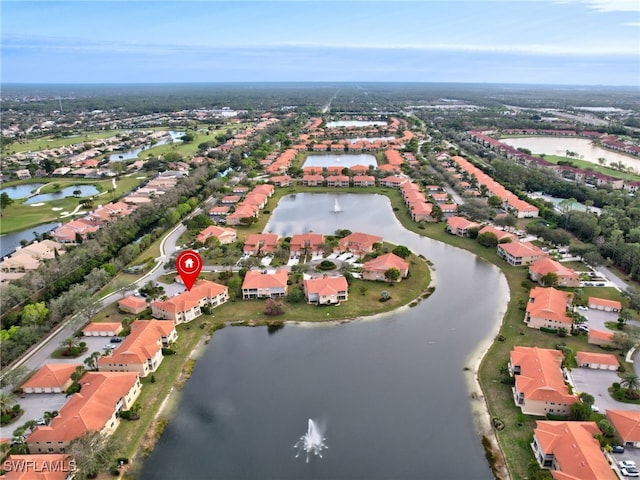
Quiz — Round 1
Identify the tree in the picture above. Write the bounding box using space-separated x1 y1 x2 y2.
61 337 79 354
477 231 499 248
568 401 592 421
0 192 13 210
618 309 632 330
264 299 285 316
430 205 443 222
612 332 636 353
68 431 119 480
487 195 503 208
0 393 16 417
20 302 49 326
84 351 102 371
598 419 616 437
384 268 401 283
391 245 411 259
621 373 640 393
380 290 391 302
286 287 305 304
540 272 558 287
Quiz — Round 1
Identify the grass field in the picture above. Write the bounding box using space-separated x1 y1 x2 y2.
0 173 152 234
536 154 640 182
3 131 121 155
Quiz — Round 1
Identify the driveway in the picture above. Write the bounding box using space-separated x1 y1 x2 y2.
567 368 640 413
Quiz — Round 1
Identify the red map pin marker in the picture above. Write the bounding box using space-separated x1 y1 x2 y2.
176 250 203 291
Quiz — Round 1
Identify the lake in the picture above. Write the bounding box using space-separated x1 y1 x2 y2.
24 185 100 204
141 193 508 480
0 222 60 258
107 130 184 162
0 184 46 199
326 121 387 128
501 136 640 173
302 154 378 169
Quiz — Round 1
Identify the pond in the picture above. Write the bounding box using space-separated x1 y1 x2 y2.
501 136 640 173
0 222 60 258
326 120 387 128
107 130 184 162
141 193 508 480
0 183 46 199
24 185 100 204
302 154 378 169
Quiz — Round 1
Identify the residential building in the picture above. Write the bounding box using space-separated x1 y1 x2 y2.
588 297 622 312
525 287 573 330
243 233 280 255
352 175 375 187
337 232 383 257
98 320 177 377
21 364 81 394
151 280 229 323
302 174 324 186
477 225 517 243
509 346 578 416
362 253 409 281
606 410 640 448
588 328 615 347
575 351 619 370
531 421 615 479
529 258 580 287
446 216 481 237
498 241 548 266
196 225 237 245
269 175 292 187
303 276 349 305
1 454 75 480
82 322 124 337
242 269 288 299
117 296 148 315
379 175 407 188
290 233 325 256
26 372 141 453
325 175 350 187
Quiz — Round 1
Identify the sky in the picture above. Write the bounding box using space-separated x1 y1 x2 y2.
1 0 639 86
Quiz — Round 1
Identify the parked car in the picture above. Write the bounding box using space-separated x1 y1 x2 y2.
103 344 116 350
621 467 640 478
620 460 637 469
35 417 46 425
576 325 589 333
613 445 625 453
577 306 588 311
591 405 600 412
111 337 123 343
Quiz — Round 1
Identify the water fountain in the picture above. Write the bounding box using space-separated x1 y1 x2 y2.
294 419 327 463
333 198 342 213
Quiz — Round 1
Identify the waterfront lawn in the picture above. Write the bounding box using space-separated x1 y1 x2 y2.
110 317 211 461
538 154 640 182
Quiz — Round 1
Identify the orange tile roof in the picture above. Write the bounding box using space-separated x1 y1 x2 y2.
526 287 573 324
196 225 236 244
290 233 325 251
82 321 123 333
606 410 640 444
529 257 578 279
363 253 409 273
117 296 147 311
575 351 619 367
588 328 614 342
478 225 517 242
151 280 228 315
21 364 81 390
26 372 139 444
533 421 616 480
338 232 383 253
243 233 280 252
242 269 288 290
588 297 622 310
447 216 480 230
304 276 348 296
1 454 75 480
500 241 547 258
98 320 175 367
511 346 577 404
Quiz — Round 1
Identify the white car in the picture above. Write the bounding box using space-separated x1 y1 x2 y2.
103 344 116 350
621 467 640 478
620 460 637 469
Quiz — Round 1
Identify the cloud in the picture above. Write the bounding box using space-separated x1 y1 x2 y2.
554 0 640 12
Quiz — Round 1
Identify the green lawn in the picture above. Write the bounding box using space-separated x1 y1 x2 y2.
2 131 121 155
538 154 640 182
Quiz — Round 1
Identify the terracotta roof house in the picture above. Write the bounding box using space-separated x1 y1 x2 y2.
531 421 615 479
352 175 376 187
607 410 640 448
410 202 435 222
117 296 148 315
1 454 75 480
337 232 383 257
529 258 580 287
326 175 350 187
196 225 237 245
26 372 141 453
209 205 230 216
362 253 409 282
242 269 288 299
498 241 548 266
243 233 280 255
446 216 481 237
576 351 619 370
525 287 573 330
290 233 325 256
269 175 292 187
302 174 324 186
82 322 124 337
303 276 349 305
379 175 407 188
588 328 615 347
21 364 81 394
478 225 517 243
98 320 177 377
509 346 578 416
151 280 229 323
252 184 275 197
588 297 622 312
226 204 259 226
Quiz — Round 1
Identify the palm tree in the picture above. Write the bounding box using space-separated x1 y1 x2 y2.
61 337 78 353
0 393 15 416
621 373 640 393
